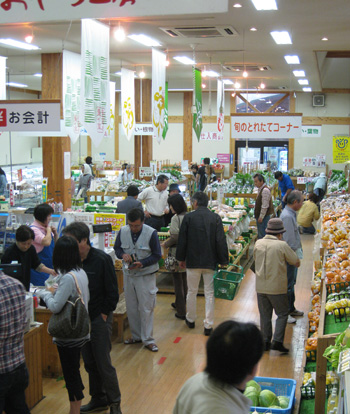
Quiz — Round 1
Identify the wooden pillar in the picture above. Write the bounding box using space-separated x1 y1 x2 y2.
114 92 120 161
41 53 71 209
134 79 152 179
289 92 296 169
87 137 92 157
229 93 237 176
183 92 193 162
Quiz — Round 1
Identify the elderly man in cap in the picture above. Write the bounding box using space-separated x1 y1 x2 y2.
253 218 300 354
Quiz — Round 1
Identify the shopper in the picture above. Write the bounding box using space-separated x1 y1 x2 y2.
116 185 143 214
37 236 90 414
176 191 229 336
204 165 217 188
114 208 161 352
313 172 327 202
1 225 56 291
164 183 181 226
253 173 274 239
78 164 92 203
62 222 121 414
196 157 210 191
85 156 94 176
138 174 169 231
0 271 30 414
297 193 320 234
254 218 300 353
30 203 58 286
119 164 133 183
162 194 188 320
274 171 295 209
173 320 264 414
0 167 8 197
280 190 304 324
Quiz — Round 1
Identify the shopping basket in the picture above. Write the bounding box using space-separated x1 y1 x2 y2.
213 265 244 301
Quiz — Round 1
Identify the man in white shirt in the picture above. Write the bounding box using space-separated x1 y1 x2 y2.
138 174 169 231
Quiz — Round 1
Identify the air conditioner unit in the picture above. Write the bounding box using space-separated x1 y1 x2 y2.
312 94 325 107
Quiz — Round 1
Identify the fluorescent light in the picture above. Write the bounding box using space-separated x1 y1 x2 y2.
0 38 40 50
7 82 28 88
252 0 277 10
270 31 292 44
233 3 242 7
223 79 234 85
322 37 328 41
173 56 195 65
33 73 42 77
303 87 312 92
284 55 300 64
202 70 219 78
114 71 122 76
250 27 257 32
298 79 309 85
293 70 305 77
128 34 161 47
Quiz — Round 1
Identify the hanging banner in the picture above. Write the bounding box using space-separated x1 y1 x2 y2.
80 19 110 147
152 49 166 144
193 67 203 142
0 56 6 100
121 68 135 140
162 81 169 140
217 79 224 135
63 50 81 144
106 81 116 138
0 1 229 24
333 136 350 164
231 114 302 139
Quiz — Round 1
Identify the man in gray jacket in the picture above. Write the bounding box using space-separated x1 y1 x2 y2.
280 190 304 324
116 185 143 214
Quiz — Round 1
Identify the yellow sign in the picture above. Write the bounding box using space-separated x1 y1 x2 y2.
333 136 350 164
94 213 126 232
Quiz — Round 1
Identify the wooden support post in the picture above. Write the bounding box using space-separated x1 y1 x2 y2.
183 91 193 162
289 92 296 169
41 53 71 209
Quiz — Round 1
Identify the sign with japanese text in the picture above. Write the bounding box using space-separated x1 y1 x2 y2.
200 131 224 141
303 157 317 167
231 114 302 139
139 167 153 178
333 136 350 164
217 154 230 163
0 100 60 132
302 126 322 137
0 1 228 24
42 178 48 202
316 154 326 167
134 124 154 135
94 213 126 232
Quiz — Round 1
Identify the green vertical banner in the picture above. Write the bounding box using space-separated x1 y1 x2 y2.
193 67 203 142
162 81 169 140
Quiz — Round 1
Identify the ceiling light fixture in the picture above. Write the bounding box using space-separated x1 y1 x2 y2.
173 56 195 65
114 24 126 42
270 31 292 45
321 37 328 41
202 70 219 78
234 81 241 89
25 35 33 44
233 3 242 7
250 27 257 32
0 38 40 50
260 82 266 89
293 70 305 77
33 73 42 77
202 83 206 88
298 79 309 85
139 68 145 78
6 82 28 88
303 87 312 92
128 34 161 47
223 79 234 85
243 70 248 78
284 55 300 64
251 0 277 10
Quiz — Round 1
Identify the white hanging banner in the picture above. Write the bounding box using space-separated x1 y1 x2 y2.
80 19 110 147
152 49 166 144
63 50 81 144
105 81 116 138
0 57 6 100
121 68 135 141
217 79 224 135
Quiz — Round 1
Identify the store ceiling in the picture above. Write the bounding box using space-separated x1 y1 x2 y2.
2 0 350 94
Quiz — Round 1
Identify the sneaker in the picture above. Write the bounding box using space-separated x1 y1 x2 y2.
287 315 296 324
298 226 304 234
265 342 271 351
175 313 186 320
271 341 289 353
290 309 304 317
80 400 108 413
204 328 213 336
185 319 195 329
110 402 122 414
171 303 176 310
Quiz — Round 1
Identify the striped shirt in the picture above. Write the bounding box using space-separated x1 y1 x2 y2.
0 274 26 373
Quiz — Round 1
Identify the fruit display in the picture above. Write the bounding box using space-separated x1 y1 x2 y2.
326 169 348 195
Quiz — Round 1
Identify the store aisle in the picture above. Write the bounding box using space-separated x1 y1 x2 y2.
31 234 313 414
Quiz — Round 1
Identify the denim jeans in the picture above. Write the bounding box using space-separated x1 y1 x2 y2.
0 363 30 414
257 215 270 239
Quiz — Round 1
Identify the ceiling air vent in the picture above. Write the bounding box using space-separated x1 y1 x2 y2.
312 94 325 107
160 26 238 39
223 65 271 72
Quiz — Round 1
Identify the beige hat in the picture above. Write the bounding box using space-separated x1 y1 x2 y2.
265 218 286 235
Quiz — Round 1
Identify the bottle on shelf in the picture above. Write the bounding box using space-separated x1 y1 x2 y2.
327 388 338 413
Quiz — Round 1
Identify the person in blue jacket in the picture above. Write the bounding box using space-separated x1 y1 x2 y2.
275 171 295 209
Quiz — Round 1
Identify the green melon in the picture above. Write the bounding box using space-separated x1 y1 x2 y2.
277 396 290 409
259 389 280 407
245 380 261 394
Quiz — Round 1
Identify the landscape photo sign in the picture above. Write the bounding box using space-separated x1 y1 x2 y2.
0 0 228 24
0 100 60 132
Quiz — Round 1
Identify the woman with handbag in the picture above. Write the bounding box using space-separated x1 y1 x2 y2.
37 236 90 414
162 194 188 320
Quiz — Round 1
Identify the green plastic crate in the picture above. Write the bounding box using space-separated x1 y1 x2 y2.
213 266 244 301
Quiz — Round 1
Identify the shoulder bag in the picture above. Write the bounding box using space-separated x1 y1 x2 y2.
48 272 90 339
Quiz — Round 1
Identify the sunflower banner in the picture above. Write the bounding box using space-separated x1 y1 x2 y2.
152 49 166 144
121 68 135 141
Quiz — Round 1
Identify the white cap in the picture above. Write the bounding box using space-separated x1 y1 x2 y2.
320 173 326 177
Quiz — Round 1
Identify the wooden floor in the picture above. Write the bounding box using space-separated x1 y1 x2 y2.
31 235 313 414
